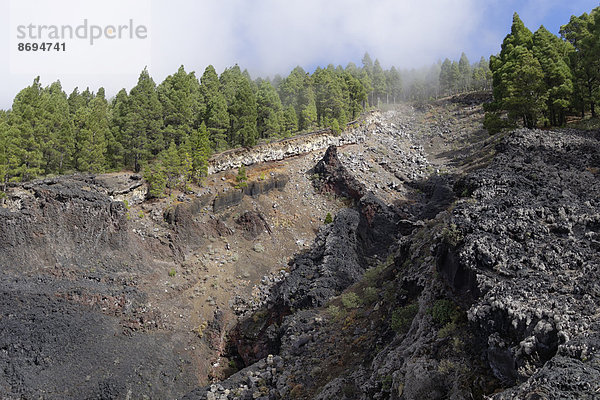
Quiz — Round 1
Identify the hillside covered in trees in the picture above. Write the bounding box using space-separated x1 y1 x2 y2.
485 7 600 131
0 52 492 196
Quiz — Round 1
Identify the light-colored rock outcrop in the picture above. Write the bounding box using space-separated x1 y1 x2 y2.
207 113 379 174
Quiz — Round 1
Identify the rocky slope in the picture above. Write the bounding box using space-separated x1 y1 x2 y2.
184 107 600 399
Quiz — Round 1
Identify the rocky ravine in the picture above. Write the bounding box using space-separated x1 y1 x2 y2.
1 98 599 399
0 108 428 399
184 127 600 398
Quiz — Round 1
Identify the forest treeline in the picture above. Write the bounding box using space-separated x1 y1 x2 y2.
485 7 600 131
0 52 490 195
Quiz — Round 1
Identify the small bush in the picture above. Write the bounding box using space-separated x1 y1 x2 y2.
235 165 248 188
381 375 393 391
327 305 345 320
437 321 457 338
341 292 362 309
168 268 176 277
324 212 333 224
442 223 463 247
483 112 511 135
363 287 378 304
364 265 383 285
391 303 418 333
431 299 459 326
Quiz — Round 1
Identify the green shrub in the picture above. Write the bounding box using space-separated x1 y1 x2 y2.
483 112 511 135
168 268 176 277
431 299 459 326
364 265 383 285
341 292 362 309
331 118 341 135
442 223 463 247
363 287 378 304
391 303 418 333
324 212 333 224
381 375 393 391
327 305 344 320
236 165 248 188
437 321 457 338
143 162 167 198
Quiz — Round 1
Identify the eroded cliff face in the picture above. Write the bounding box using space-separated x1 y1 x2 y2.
0 176 199 399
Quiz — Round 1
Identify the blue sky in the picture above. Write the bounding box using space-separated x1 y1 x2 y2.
1 0 599 109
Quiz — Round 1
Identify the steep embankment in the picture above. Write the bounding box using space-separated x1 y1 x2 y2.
184 104 600 399
0 176 198 399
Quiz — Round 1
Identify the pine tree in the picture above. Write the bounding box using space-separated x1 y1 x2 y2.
158 65 204 146
472 57 491 90
143 160 167 198
361 53 375 104
385 67 402 104
201 65 229 151
298 83 317 131
68 87 92 116
107 89 128 169
0 111 9 192
533 26 574 126
488 13 547 128
372 59 387 106
76 90 109 172
123 67 163 172
40 81 74 174
190 122 211 181
160 140 180 193
439 59 454 95
345 72 368 119
278 66 306 123
560 9 599 117
361 52 374 78
458 52 471 91
282 105 298 135
9 78 45 180
313 67 347 128
228 77 258 147
219 65 245 107
256 81 284 139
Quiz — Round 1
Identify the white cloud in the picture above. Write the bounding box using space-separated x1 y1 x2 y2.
0 0 527 107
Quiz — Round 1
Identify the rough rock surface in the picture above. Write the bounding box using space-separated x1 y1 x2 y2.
184 127 600 399
0 176 198 399
445 129 600 397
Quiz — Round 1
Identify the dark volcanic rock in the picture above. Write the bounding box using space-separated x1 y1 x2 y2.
236 210 271 239
187 128 600 400
0 290 194 400
313 145 366 202
0 177 197 399
244 174 289 197
213 189 245 213
0 178 135 271
440 129 600 396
